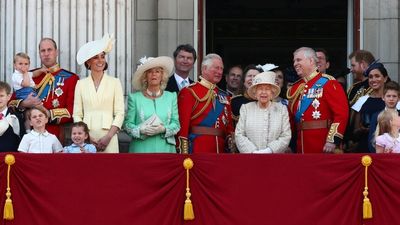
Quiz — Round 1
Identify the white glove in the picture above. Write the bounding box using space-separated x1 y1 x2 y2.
253 148 273 154
144 124 166 136
139 124 150 135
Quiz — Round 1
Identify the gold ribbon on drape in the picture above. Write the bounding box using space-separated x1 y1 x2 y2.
183 158 194 220
361 155 372 219
3 154 15 220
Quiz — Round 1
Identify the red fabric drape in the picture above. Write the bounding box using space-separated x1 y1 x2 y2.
0 153 397 225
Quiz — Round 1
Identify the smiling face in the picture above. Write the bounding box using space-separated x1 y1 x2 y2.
316 51 330 73
255 84 274 106
174 50 195 77
293 51 314 78
71 126 88 146
202 58 224 84
87 52 107 72
226 66 243 90
145 67 164 88
368 68 387 92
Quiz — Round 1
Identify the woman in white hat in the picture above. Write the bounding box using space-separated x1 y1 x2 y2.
73 34 125 153
123 56 180 153
235 71 291 153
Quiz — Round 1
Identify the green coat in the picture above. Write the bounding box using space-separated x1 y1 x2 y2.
124 91 180 153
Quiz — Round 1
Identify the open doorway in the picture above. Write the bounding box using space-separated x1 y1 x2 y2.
205 0 348 79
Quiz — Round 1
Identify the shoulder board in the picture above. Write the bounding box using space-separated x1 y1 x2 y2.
217 87 228 96
322 74 335 80
291 77 303 86
58 69 77 77
231 94 243 100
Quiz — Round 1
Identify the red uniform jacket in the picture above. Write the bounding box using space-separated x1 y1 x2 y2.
177 78 234 153
10 66 79 139
287 71 349 153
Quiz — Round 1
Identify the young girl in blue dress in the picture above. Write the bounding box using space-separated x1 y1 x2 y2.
64 122 96 153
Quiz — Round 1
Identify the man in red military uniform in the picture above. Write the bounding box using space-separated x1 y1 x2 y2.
177 53 234 154
9 38 79 140
287 47 349 153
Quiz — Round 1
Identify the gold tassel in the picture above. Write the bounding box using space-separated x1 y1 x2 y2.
183 158 194 220
3 154 15 220
361 155 372 219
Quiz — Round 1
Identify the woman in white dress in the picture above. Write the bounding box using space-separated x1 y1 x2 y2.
235 71 291 153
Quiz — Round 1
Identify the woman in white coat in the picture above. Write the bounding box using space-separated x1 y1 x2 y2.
235 71 291 153
73 34 125 153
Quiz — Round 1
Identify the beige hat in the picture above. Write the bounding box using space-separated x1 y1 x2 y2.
132 56 174 90
247 71 281 100
76 33 114 65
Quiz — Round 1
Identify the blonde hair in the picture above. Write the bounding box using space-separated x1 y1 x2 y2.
140 67 169 91
14 52 30 64
377 110 398 136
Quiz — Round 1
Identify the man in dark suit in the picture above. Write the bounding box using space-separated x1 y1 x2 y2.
166 44 197 93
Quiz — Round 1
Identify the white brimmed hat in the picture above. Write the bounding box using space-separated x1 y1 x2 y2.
247 71 281 100
76 33 114 65
132 56 174 90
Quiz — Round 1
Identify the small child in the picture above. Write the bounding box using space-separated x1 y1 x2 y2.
375 110 400 153
63 122 96 153
11 52 43 133
12 53 37 100
0 81 23 152
18 107 63 153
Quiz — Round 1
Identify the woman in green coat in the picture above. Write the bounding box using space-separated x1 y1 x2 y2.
124 56 180 153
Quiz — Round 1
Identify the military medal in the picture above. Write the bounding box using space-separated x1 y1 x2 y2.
311 99 321 119
54 87 63 97
52 99 60 108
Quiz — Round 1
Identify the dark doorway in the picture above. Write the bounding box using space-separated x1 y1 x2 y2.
206 0 348 77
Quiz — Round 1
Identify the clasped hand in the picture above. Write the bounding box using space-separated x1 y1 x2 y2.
140 124 166 136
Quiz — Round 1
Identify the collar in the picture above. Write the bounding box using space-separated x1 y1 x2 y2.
71 143 87 148
303 71 319 82
46 64 61 73
199 76 216 90
31 130 50 137
174 73 189 84
0 107 7 116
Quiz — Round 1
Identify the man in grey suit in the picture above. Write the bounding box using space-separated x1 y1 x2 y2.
166 44 197 93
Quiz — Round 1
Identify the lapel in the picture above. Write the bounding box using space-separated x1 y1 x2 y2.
87 73 109 105
167 76 179 92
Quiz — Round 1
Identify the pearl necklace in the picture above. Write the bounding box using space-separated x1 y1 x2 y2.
146 89 162 98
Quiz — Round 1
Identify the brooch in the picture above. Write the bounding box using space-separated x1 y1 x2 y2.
54 87 64 97
52 99 60 108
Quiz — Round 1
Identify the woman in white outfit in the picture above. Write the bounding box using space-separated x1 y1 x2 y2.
235 71 291 153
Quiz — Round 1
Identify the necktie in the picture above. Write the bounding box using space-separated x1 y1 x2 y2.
0 113 3 120
180 80 188 90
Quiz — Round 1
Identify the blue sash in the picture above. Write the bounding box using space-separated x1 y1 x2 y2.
188 92 226 153
295 77 329 123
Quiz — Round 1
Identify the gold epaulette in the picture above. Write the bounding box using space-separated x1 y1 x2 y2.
322 74 335 80
50 108 71 124
7 100 22 109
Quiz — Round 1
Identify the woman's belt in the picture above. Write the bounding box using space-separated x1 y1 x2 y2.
297 120 331 131
190 126 225 137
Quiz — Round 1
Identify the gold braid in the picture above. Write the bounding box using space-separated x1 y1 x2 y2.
287 83 305 113
187 87 215 120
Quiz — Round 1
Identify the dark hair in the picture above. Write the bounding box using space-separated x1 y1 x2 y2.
383 81 400 95
314 48 330 62
0 81 11 94
71 121 91 143
273 68 287 100
348 50 375 65
39 38 58 50
365 62 388 78
173 44 197 63
26 106 49 119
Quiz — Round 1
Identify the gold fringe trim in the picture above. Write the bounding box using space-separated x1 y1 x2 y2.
361 155 372 219
183 158 194 220
3 154 15 220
